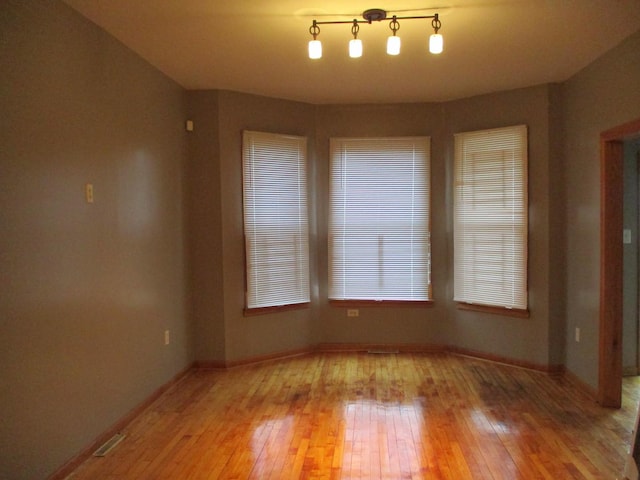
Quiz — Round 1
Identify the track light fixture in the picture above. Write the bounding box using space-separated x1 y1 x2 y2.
387 16 401 55
308 8 443 59
349 20 362 58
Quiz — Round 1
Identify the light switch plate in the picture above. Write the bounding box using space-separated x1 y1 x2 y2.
85 183 94 203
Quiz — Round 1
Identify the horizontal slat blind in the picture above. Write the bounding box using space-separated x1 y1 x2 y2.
453 125 528 310
242 130 310 309
329 137 431 301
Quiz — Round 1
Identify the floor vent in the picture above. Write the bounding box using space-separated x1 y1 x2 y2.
367 349 399 354
93 433 126 457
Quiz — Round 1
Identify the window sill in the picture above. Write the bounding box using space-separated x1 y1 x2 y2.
244 302 310 317
456 302 529 319
330 299 434 308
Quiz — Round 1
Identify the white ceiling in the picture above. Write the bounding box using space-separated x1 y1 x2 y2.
62 0 640 104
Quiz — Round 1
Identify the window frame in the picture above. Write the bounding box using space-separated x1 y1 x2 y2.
453 124 529 315
328 136 433 305
241 130 311 315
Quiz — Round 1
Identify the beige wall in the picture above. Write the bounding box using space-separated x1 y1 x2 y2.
314 103 450 346
217 91 318 362
563 30 640 387
442 85 566 368
190 87 565 368
186 90 225 361
1 1 191 479
311 87 566 367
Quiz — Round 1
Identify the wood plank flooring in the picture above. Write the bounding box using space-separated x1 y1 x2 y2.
68 352 640 479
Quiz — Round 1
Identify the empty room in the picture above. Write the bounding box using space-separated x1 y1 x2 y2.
2 1 640 479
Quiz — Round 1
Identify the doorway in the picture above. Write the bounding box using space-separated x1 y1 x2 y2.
599 118 640 408
623 141 640 378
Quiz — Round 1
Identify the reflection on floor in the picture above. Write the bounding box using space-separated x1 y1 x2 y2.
71 353 640 479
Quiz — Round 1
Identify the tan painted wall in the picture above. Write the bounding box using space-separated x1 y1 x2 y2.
217 91 318 363
0 1 191 478
314 103 450 346
192 87 565 368
442 85 565 368
563 29 640 388
186 90 226 361
311 86 566 368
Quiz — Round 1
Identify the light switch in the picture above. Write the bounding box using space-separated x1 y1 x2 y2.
85 183 94 203
624 229 632 244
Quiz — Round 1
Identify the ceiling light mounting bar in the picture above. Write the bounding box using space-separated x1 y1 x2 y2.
311 9 438 26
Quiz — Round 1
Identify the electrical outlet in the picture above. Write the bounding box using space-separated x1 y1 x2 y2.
347 309 359 317
575 327 580 343
164 330 170 345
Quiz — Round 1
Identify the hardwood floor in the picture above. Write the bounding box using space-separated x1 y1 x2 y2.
68 352 640 479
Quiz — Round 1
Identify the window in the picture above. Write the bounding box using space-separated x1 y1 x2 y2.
242 130 310 311
329 137 431 302
453 125 528 312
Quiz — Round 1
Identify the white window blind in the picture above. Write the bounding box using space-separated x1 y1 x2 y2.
329 137 431 302
242 130 310 310
453 125 528 310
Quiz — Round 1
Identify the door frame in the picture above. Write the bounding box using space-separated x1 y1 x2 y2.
599 117 640 407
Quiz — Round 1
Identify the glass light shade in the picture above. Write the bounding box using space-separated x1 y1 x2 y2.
349 38 363 58
386 35 401 55
308 40 322 59
429 33 443 54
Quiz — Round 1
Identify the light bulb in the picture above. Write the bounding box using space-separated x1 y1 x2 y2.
429 33 443 54
308 40 322 59
387 35 401 55
349 38 362 58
